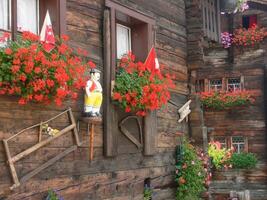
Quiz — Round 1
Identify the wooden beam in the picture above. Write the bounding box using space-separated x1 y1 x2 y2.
105 0 155 25
103 9 118 157
143 111 156 155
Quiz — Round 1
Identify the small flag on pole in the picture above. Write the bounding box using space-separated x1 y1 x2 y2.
144 47 160 71
40 11 55 52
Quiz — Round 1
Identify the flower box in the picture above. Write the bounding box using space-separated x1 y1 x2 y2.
199 90 254 111
0 31 94 106
112 52 174 116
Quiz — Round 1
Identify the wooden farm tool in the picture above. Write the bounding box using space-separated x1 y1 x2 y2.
2 108 81 190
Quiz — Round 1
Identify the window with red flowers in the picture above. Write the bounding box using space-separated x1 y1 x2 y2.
104 0 156 157
0 0 66 39
242 15 257 29
196 76 244 92
211 136 248 153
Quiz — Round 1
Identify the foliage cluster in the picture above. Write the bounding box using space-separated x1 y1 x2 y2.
0 31 94 106
199 90 254 110
112 53 174 116
45 190 63 200
230 152 258 169
175 140 211 200
208 141 233 170
233 25 267 47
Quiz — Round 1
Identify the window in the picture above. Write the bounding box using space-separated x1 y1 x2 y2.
202 0 221 42
214 136 227 149
227 78 241 92
0 0 10 31
243 15 257 29
209 79 222 91
116 24 131 59
0 0 66 39
17 0 39 33
210 136 248 153
232 136 245 153
104 0 156 157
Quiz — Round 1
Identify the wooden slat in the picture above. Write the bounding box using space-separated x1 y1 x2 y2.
20 145 77 184
103 9 118 157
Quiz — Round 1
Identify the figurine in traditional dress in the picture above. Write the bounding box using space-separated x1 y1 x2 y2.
84 68 103 117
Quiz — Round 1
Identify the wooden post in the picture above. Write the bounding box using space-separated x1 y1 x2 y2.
90 124 94 160
103 8 118 157
3 140 20 189
144 111 156 155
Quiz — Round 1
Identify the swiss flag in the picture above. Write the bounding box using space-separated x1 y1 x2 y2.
144 47 160 71
40 11 55 52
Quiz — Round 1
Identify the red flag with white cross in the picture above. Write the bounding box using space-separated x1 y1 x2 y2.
40 11 55 52
144 47 160 71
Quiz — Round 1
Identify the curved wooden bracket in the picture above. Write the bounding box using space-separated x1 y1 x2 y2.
119 115 143 149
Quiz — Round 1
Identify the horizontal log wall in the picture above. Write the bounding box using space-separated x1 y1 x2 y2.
198 9 267 200
0 0 188 199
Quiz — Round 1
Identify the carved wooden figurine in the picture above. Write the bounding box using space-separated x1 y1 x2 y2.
84 68 103 117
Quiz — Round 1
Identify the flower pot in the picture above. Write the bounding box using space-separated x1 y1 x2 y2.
220 0 238 13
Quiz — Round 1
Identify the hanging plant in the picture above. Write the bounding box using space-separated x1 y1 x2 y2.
0 31 94 106
199 90 254 110
112 52 175 116
175 140 211 200
232 25 267 47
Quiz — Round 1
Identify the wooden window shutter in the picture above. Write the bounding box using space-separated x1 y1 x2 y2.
39 0 66 35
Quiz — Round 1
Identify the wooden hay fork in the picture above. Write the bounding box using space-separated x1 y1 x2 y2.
2 108 82 190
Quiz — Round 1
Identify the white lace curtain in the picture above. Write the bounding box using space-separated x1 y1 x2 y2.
0 0 9 30
0 0 38 33
17 0 38 33
116 24 131 59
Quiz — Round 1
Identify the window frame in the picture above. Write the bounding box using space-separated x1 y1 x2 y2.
197 76 244 92
209 79 223 92
227 77 241 92
116 23 132 59
211 135 248 153
1 0 66 40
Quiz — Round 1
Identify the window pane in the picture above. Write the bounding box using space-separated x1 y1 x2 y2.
232 136 245 154
227 78 241 92
116 24 131 59
214 136 227 149
17 0 39 33
0 0 10 30
209 79 222 92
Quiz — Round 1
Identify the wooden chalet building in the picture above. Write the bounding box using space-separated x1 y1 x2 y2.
0 0 267 199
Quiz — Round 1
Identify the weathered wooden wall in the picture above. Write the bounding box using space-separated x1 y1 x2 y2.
193 6 267 200
0 0 188 199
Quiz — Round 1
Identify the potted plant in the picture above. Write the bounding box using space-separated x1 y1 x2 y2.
112 52 174 116
199 90 254 111
0 31 94 106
